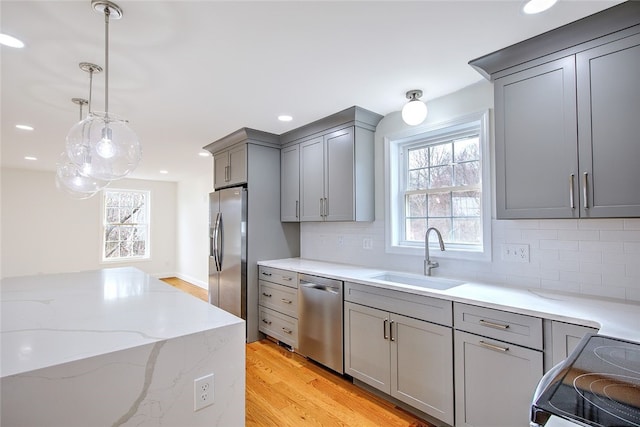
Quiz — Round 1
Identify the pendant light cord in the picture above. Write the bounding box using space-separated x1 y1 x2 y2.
104 5 110 118
88 69 94 114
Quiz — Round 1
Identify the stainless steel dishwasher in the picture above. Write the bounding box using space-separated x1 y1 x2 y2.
298 273 344 374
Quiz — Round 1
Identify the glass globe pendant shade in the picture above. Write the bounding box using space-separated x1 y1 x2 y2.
66 112 141 181
55 151 110 199
402 99 428 126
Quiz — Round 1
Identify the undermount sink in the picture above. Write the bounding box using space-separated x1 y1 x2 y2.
369 272 464 291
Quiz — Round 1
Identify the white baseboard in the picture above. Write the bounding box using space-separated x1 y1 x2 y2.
175 272 207 290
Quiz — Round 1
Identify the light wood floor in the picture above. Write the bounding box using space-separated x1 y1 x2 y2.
161 277 433 427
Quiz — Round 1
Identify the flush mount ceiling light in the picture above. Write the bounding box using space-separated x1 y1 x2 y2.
402 89 428 126
278 115 293 122
0 33 25 48
57 96 110 199
523 0 557 14
66 0 141 182
15 124 34 131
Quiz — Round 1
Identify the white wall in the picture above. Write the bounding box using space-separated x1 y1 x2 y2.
301 81 640 302
1 168 177 278
176 171 213 289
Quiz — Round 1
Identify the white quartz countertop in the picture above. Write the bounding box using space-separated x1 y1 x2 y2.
0 267 243 378
259 258 640 343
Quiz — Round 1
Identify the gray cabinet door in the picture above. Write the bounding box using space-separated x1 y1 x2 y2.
299 136 325 221
391 313 454 425
344 302 391 393
495 56 578 218
227 144 247 187
325 127 355 221
280 145 300 222
577 34 640 217
454 330 543 427
213 151 228 189
550 321 597 367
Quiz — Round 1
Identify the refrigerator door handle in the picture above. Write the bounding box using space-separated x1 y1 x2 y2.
209 226 215 258
218 213 224 270
213 212 222 271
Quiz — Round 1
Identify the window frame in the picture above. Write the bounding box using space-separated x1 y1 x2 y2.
101 188 151 263
384 110 492 261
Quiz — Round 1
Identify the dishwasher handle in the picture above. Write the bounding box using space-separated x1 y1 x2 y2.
301 282 340 295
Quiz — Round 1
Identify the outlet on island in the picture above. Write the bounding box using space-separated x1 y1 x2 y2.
194 373 215 411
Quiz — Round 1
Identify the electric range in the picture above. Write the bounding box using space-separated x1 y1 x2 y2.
532 334 640 427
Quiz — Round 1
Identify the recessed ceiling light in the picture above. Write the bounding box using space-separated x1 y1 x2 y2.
0 33 25 48
523 0 557 14
15 124 34 131
24 156 37 161
159 170 169 174
198 151 211 157
278 115 293 122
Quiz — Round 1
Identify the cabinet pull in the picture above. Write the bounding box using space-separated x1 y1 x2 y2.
262 292 272 298
282 327 293 335
295 200 299 219
262 319 272 325
324 197 328 217
383 318 389 340
319 198 324 217
479 319 510 330
281 298 292 304
224 165 230 182
569 174 575 209
479 340 509 352
583 172 589 209
282 276 293 281
389 320 395 342
261 271 272 277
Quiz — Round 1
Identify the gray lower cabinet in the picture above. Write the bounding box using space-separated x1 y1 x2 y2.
344 300 454 425
453 303 543 427
549 321 598 367
258 266 299 348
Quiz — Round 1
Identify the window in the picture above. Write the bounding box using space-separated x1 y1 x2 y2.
102 189 150 261
386 111 491 260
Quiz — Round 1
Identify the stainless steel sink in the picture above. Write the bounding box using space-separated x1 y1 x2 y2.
369 272 463 290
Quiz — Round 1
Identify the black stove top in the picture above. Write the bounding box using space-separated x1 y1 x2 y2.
532 334 640 427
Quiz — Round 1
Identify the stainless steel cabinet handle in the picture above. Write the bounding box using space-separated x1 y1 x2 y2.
569 174 575 209
389 320 395 342
324 197 328 217
282 276 293 281
262 319 272 325
282 327 293 335
281 298 292 304
224 165 230 182
479 340 509 352
479 319 510 330
319 198 324 217
295 200 299 219
383 318 389 340
261 272 272 277
583 172 589 209
262 292 272 298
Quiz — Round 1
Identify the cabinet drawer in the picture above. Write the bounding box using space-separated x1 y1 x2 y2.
259 307 298 348
258 266 297 288
454 303 543 350
345 282 452 327
259 280 298 318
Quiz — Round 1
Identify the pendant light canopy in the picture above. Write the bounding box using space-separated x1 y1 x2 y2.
65 0 140 182
402 89 428 126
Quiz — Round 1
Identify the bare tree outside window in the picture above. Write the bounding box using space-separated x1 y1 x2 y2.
103 190 150 261
404 135 482 246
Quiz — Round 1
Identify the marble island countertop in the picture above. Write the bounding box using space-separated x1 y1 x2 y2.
259 258 640 343
0 267 243 378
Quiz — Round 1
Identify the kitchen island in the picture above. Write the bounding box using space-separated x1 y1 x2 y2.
0 267 245 427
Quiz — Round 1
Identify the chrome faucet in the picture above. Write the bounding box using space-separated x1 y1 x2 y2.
424 227 445 276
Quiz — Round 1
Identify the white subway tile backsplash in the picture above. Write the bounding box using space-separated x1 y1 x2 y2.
556 229 600 241
624 242 640 253
559 270 602 286
505 275 541 288
540 240 580 251
579 262 625 276
500 219 540 229
580 284 626 300
600 230 640 242
521 229 559 240
539 219 578 230
541 279 581 294
578 219 624 230
624 219 640 230
579 241 624 253
626 288 640 302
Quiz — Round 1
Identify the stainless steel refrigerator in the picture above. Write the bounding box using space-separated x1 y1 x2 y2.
209 186 247 319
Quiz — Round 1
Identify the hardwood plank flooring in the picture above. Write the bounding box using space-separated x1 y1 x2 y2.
161 277 433 427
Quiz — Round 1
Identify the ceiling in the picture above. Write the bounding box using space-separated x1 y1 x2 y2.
1 0 622 183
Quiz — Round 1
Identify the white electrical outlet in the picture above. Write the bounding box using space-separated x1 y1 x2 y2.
337 236 344 246
501 244 530 262
362 238 373 250
194 373 214 411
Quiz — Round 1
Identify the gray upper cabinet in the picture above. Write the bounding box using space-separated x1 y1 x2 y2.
280 144 300 222
213 143 247 190
495 57 578 219
577 33 640 217
281 106 382 223
471 2 640 219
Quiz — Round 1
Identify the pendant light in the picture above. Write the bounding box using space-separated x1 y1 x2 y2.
56 92 110 199
402 89 428 126
66 0 141 181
